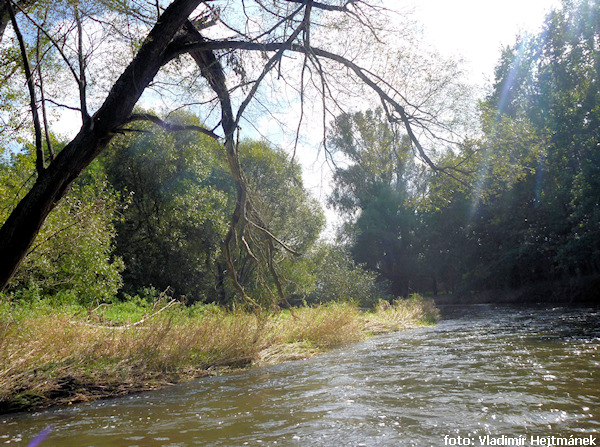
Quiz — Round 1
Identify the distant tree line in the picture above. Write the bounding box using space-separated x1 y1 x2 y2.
329 0 600 301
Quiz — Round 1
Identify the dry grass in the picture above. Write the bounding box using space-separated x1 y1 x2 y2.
0 296 439 413
364 294 441 334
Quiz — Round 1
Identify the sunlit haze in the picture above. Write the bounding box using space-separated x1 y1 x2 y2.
405 0 561 88
314 0 563 236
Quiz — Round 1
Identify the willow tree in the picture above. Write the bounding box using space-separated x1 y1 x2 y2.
0 0 468 300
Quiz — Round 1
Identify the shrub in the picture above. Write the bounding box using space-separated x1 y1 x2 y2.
306 244 390 307
1 150 124 304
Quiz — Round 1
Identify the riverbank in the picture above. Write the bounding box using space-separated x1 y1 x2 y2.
0 296 439 414
433 276 600 306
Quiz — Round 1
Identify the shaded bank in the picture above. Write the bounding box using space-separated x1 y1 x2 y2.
433 276 600 306
0 296 439 414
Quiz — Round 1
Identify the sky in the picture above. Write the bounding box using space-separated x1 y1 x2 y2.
405 0 561 88
54 0 562 143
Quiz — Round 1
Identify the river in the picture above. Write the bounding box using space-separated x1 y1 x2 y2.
2 305 599 446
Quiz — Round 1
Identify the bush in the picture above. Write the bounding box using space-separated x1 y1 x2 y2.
1 150 124 304
306 244 390 307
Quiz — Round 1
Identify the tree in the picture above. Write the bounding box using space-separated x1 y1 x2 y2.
100 115 230 302
483 0 600 283
101 116 324 305
226 139 325 306
306 244 386 307
414 0 600 295
0 0 468 300
0 0 205 289
327 108 423 296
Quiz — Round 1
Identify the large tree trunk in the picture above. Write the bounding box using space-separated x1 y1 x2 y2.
0 0 202 290
0 0 15 44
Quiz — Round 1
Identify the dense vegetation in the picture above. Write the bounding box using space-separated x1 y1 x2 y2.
2 125 392 307
328 0 600 301
1 0 599 307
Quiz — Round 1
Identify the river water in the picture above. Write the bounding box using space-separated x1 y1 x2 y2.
2 305 599 446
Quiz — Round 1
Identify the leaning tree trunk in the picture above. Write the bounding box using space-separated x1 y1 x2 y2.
0 0 202 290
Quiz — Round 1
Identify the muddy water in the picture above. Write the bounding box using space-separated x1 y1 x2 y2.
2 305 599 446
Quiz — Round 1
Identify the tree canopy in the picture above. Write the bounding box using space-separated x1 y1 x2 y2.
0 0 468 299
325 0 600 300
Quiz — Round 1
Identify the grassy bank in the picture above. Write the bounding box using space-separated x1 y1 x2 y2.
0 295 439 414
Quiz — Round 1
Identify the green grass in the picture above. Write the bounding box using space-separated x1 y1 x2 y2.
0 295 439 413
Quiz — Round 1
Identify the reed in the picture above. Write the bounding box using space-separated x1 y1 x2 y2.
0 296 438 413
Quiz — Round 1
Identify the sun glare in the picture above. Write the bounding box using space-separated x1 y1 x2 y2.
400 0 562 86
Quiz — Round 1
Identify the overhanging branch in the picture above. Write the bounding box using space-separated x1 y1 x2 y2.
169 39 440 171
122 113 220 139
7 0 44 174
283 0 359 12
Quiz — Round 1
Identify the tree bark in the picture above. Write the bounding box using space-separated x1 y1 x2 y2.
0 0 202 290
0 0 14 43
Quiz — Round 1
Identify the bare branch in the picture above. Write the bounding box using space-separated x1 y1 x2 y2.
74 2 90 123
233 2 310 126
283 0 359 13
13 2 81 86
0 0 208 290
0 0 36 44
7 0 44 174
246 219 299 255
43 99 82 112
122 113 220 139
171 40 440 170
36 25 54 161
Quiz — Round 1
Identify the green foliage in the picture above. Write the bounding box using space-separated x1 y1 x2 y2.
326 0 600 299
402 0 600 295
240 141 324 254
472 0 600 286
101 116 230 302
328 108 416 215
232 140 325 306
328 108 424 296
0 149 124 304
306 244 389 308
351 184 419 297
2 112 326 308
101 115 324 306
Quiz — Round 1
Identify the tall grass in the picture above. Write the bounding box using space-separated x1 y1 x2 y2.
0 296 438 413
366 294 441 333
